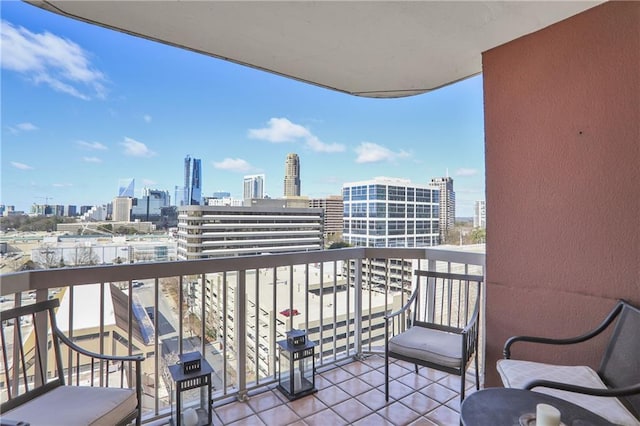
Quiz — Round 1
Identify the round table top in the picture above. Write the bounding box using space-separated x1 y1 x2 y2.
460 388 614 426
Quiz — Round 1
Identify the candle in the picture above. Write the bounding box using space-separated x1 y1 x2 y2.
294 370 302 392
537 403 561 426
183 407 199 426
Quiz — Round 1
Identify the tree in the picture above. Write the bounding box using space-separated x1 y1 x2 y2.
38 244 61 269
470 228 486 244
71 245 100 266
328 241 350 249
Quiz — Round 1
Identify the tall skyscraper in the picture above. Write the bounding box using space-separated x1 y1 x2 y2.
190 158 202 205
430 176 455 241
118 178 135 198
283 153 300 197
183 156 191 206
182 155 202 205
243 174 265 200
474 200 486 229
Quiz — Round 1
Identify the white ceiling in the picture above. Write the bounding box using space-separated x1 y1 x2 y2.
28 1 603 98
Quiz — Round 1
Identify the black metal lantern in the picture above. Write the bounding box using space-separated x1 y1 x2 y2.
277 329 317 400
168 352 213 426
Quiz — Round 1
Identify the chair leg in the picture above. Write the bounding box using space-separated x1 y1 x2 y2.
460 369 466 402
474 353 480 390
415 364 419 374
385 352 390 402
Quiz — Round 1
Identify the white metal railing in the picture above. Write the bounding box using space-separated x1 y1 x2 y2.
0 246 484 423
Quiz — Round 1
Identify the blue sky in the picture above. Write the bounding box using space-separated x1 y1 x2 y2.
1 1 485 217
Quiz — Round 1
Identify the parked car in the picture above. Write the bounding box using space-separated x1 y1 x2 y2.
132 281 144 288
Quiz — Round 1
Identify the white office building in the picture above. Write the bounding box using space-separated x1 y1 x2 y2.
177 205 324 259
343 177 440 292
343 177 440 248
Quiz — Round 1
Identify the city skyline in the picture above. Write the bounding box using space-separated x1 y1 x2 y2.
1 2 485 216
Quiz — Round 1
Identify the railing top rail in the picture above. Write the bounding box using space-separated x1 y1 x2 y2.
1 246 484 296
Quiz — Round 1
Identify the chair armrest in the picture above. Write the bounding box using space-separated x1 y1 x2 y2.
384 286 419 322
525 379 640 397
503 301 625 359
53 324 144 363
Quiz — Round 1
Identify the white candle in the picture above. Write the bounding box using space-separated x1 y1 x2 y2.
537 403 561 426
294 370 302 392
183 407 199 426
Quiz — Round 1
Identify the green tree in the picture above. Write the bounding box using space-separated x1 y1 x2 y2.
470 228 486 244
328 241 350 249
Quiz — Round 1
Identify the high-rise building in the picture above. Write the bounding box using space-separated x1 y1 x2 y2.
343 177 440 248
343 177 440 292
283 153 300 197
182 156 202 205
430 176 455 241
65 205 77 217
309 196 344 242
243 174 265 200
474 200 486 229
183 156 191 206
118 178 135 198
190 158 202 205
132 189 171 223
112 197 133 222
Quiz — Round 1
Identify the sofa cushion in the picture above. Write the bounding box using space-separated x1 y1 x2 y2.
497 359 639 426
4 385 137 426
388 326 461 369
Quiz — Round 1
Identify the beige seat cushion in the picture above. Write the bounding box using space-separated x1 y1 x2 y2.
4 385 137 426
497 359 639 426
388 326 461 369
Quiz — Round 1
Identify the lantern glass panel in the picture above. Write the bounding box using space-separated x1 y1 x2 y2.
277 338 317 400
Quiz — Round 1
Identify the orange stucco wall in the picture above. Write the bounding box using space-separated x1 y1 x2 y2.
482 1 639 386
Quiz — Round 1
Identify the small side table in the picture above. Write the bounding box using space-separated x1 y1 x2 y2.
460 388 614 426
168 357 213 426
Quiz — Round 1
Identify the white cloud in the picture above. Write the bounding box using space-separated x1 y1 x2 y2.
249 117 345 153
120 137 156 157
1 20 107 100
11 161 33 170
76 140 108 151
82 156 102 163
455 168 478 177
143 114 152 123
249 117 310 142
8 122 38 134
355 142 410 164
213 158 253 173
306 136 346 153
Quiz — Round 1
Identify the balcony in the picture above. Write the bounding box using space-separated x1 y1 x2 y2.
0 246 484 424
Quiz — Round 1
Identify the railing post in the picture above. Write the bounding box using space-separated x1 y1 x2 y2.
34 289 47 388
353 258 363 359
236 270 248 401
426 258 437 323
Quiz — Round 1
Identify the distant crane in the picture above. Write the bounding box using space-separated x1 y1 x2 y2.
35 196 54 205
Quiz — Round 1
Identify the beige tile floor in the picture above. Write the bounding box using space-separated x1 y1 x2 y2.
211 355 477 426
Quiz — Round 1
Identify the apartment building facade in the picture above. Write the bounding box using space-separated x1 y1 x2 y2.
430 176 455 241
